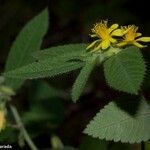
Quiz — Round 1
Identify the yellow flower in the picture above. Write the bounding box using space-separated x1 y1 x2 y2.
87 20 123 51
0 110 6 131
117 25 150 48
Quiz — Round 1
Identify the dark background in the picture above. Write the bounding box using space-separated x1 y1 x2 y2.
0 0 150 149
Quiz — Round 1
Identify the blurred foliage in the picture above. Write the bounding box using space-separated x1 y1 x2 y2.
0 0 150 149
0 127 18 143
80 136 107 150
79 136 132 150
145 141 150 150
23 81 65 137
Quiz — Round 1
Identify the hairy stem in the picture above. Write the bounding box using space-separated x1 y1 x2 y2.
10 105 38 150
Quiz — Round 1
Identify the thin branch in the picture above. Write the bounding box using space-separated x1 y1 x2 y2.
10 105 38 150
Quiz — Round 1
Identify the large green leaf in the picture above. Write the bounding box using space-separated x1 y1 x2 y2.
72 58 96 102
103 47 146 94
4 8 49 90
4 58 84 79
32 43 87 61
84 99 150 143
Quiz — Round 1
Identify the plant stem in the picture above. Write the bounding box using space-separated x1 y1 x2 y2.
141 142 145 150
10 105 38 150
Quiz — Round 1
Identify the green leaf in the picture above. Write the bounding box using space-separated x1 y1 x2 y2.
104 47 146 94
84 99 150 143
4 59 84 79
32 43 87 61
4 8 49 90
4 44 87 79
51 135 64 150
72 58 95 102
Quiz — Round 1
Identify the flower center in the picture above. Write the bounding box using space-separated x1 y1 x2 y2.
93 22 111 40
124 26 137 42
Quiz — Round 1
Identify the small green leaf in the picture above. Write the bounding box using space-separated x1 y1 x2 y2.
5 8 49 90
104 47 146 94
51 135 64 150
33 43 87 61
84 99 150 143
72 58 96 102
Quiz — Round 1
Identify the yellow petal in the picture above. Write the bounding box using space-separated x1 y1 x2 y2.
136 33 142 37
86 40 100 49
109 24 119 33
101 40 110 49
133 41 145 48
136 37 150 42
111 29 123 36
0 110 6 131
110 37 117 43
120 27 126 34
122 26 132 34
117 41 128 47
